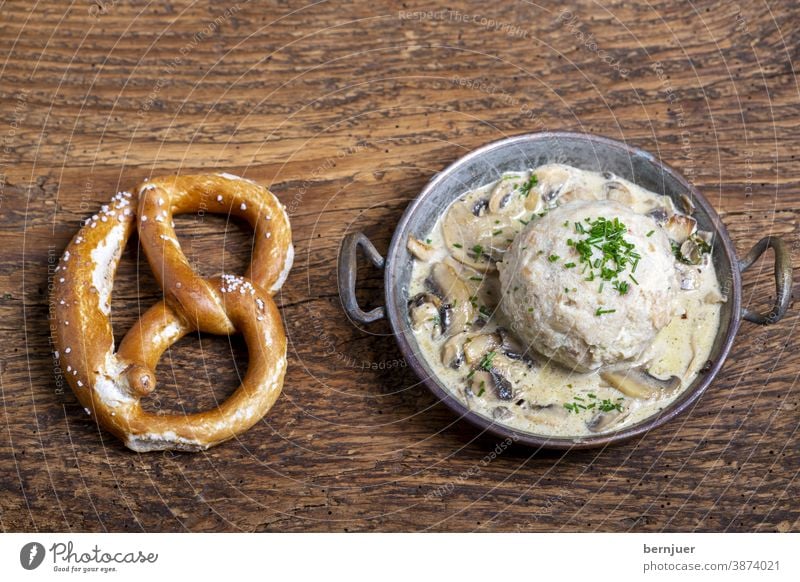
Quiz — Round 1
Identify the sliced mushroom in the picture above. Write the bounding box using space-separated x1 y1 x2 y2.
474 274 502 313
442 187 531 271
492 406 513 421
408 293 443 338
540 184 562 204
533 164 574 205
488 179 517 213
647 207 669 225
468 369 492 395
462 332 501 365
679 193 696 215
587 407 631 432
469 244 507 266
679 238 703 265
695 230 713 245
428 262 474 334
489 171 545 211
409 292 441 310
605 181 636 205
537 164 608 206
664 214 697 243
467 366 513 401
488 351 535 390
472 198 489 217
521 173 546 211
407 236 436 262
497 327 536 366
441 333 467 369
410 303 439 331
647 196 677 225
599 366 681 400
439 304 453 332
489 368 514 400
528 403 569 427
441 200 497 272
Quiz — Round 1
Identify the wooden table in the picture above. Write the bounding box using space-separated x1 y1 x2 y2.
1 0 798 532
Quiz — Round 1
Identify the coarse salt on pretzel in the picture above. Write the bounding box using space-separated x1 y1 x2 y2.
50 173 293 452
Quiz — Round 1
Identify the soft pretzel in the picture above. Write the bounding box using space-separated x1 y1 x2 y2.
50 174 293 452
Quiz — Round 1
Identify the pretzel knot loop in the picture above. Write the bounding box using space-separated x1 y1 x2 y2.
50 174 294 452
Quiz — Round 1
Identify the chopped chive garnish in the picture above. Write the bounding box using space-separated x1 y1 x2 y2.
565 394 624 414
478 351 497 371
570 216 640 296
517 173 538 197
599 398 624 412
595 307 616 316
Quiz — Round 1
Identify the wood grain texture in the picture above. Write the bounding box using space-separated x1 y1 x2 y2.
1 0 798 532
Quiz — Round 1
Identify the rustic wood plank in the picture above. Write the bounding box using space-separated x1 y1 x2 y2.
1 0 798 533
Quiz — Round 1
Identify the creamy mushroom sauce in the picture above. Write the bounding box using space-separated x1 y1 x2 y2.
407 164 723 438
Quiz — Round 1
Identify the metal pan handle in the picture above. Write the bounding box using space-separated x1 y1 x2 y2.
738 236 793 324
338 232 386 324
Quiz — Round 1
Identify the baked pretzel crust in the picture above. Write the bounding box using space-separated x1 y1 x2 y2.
50 174 293 452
